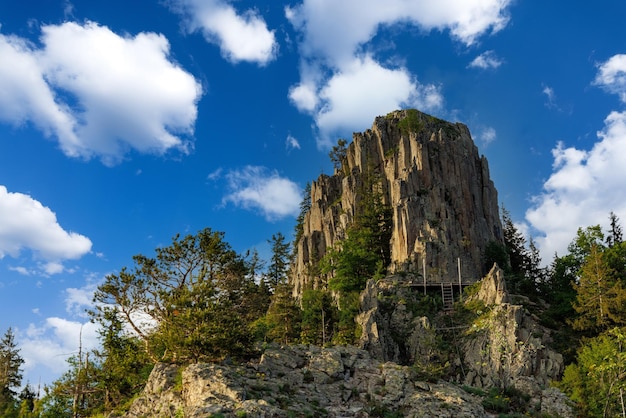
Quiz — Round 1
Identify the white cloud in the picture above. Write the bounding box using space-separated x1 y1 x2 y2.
593 54 626 102
286 134 301 150
287 0 511 67
65 281 99 317
468 50 503 69
289 83 319 112
477 126 497 146
0 22 202 165
526 111 626 258
222 166 302 220
9 266 31 276
314 56 442 147
19 318 99 384
0 186 92 270
286 0 510 147
0 34 77 143
170 0 277 65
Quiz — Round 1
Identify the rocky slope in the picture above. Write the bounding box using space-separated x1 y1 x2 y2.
292 110 503 297
119 344 570 418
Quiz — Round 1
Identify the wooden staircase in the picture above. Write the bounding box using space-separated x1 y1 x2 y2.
441 283 454 311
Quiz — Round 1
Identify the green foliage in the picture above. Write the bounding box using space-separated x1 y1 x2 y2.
266 232 291 293
321 165 392 295
398 109 423 135
571 244 626 332
484 240 509 273
557 327 626 417
264 281 301 345
329 138 348 173
332 291 361 345
300 289 335 345
0 328 24 402
91 228 266 365
294 182 312 250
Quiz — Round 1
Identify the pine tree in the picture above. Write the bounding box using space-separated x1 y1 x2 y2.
329 138 348 173
0 327 24 415
91 228 257 364
265 281 301 344
572 244 626 332
266 232 291 293
606 211 623 248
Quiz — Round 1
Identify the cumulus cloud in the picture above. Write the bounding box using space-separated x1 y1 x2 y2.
286 0 511 147
65 281 99 317
0 21 202 165
468 50 503 69
309 56 442 147
526 111 626 258
593 54 626 102
527 54 626 258
0 186 92 271
222 166 302 220
19 318 99 382
170 0 277 65
287 0 511 66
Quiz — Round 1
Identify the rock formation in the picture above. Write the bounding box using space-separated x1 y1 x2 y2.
292 109 503 297
461 266 564 391
119 343 571 418
355 264 571 416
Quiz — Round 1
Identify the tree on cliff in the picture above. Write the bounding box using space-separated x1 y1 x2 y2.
321 167 391 294
329 138 348 173
91 228 261 364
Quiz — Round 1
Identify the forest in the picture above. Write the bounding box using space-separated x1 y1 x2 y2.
1 174 626 416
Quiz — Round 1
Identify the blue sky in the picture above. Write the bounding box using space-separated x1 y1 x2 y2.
1 0 626 387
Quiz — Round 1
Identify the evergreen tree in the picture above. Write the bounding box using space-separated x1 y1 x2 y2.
266 232 291 293
572 244 626 333
502 208 528 275
329 138 348 173
606 211 623 248
321 165 392 294
264 280 301 344
558 327 626 417
294 182 312 250
300 289 335 345
0 327 24 416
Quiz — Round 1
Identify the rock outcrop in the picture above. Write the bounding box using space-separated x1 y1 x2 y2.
461 266 564 391
354 265 572 417
292 109 503 297
120 346 490 418
119 343 572 418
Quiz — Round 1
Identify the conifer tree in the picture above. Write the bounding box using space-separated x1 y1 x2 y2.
572 244 626 332
0 327 24 415
267 232 291 293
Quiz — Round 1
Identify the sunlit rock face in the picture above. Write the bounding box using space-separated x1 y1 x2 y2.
292 109 503 297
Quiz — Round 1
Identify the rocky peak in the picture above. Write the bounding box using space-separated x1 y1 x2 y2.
292 109 503 297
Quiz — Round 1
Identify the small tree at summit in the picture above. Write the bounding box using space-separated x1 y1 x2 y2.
329 138 348 173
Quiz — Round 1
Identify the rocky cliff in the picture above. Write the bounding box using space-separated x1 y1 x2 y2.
292 109 503 297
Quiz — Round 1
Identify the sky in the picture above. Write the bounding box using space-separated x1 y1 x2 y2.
1 0 626 389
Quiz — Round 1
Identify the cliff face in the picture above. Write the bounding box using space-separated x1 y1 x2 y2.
292 109 503 296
